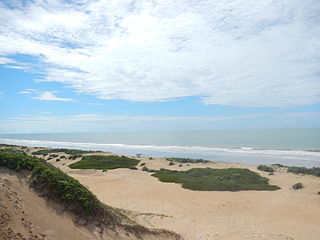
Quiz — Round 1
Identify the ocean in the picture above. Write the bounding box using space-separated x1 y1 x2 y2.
1 129 320 167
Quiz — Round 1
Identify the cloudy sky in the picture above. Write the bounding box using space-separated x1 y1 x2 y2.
0 0 319 133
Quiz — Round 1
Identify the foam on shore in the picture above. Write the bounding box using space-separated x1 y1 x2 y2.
1 138 320 167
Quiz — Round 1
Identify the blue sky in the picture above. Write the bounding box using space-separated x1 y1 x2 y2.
0 0 319 133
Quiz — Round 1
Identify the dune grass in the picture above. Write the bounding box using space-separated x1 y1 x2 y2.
32 148 99 155
287 166 320 177
152 168 280 191
257 165 275 173
69 155 140 170
166 157 210 163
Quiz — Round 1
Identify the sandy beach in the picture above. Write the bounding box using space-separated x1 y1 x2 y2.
41 150 320 240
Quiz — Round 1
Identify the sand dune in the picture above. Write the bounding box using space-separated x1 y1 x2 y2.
52 154 320 240
1 146 319 240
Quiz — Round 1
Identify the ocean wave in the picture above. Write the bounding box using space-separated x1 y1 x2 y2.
1 138 320 159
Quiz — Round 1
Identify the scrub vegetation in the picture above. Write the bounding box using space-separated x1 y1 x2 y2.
32 148 98 156
166 157 210 163
152 168 280 191
257 165 275 173
69 155 140 170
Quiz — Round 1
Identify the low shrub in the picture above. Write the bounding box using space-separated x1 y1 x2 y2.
292 183 304 190
169 161 175 166
69 155 140 170
140 162 146 166
166 158 209 163
33 148 97 156
257 165 274 173
152 168 280 191
142 166 149 171
287 167 320 177
129 167 138 170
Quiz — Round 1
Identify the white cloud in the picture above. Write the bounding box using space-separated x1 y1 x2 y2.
0 0 319 107
18 89 37 94
33 91 75 102
0 113 263 133
5 65 30 70
0 112 318 134
0 56 16 64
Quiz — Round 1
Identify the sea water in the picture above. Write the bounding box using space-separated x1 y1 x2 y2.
1 129 319 167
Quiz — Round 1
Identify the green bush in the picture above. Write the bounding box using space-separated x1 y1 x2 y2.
33 148 97 155
140 162 146 166
169 161 175 166
142 166 149 171
287 167 320 177
151 168 280 191
166 158 209 163
129 167 138 170
292 183 304 190
69 155 140 170
257 165 275 173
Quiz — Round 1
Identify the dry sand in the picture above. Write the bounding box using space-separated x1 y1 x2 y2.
46 152 320 240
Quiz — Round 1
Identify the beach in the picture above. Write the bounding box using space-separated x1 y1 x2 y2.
41 148 320 240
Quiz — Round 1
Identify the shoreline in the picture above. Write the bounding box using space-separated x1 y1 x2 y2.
1 138 320 167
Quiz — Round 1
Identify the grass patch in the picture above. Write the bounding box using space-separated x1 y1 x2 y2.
68 155 140 170
152 168 280 191
33 148 99 156
257 165 275 173
166 157 210 163
287 166 320 177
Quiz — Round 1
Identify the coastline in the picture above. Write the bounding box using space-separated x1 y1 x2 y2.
1 144 320 240
1 138 320 167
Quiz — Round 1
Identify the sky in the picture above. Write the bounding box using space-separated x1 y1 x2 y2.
0 0 319 134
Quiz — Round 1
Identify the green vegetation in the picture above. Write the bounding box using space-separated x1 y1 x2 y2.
292 183 304 190
166 157 210 163
69 155 140 170
0 148 26 155
169 161 175 166
287 166 320 177
142 166 149 171
68 155 81 160
0 151 99 213
152 168 280 191
257 165 275 173
33 148 98 156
